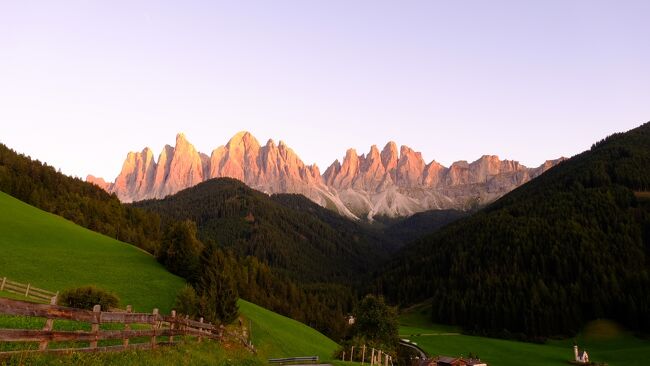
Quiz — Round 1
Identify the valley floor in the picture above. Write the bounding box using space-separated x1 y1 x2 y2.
399 304 650 366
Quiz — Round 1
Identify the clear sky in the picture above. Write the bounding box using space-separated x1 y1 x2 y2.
1 0 649 180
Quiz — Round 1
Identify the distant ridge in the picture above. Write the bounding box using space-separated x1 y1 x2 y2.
88 132 562 219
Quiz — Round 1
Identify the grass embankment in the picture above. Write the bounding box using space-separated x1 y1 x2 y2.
400 302 650 366
0 191 185 312
239 300 338 361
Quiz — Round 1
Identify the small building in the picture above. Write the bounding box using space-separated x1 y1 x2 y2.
573 345 589 364
436 356 466 366
431 356 488 366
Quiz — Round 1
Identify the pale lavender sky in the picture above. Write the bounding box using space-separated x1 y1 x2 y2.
1 0 649 180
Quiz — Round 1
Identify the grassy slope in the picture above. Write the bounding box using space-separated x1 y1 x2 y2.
399 303 650 366
0 191 339 360
239 300 338 360
0 191 184 312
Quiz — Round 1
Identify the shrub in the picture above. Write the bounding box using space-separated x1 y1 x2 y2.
58 286 120 310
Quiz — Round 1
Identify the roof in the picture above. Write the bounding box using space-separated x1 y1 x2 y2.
437 357 459 363
437 356 464 365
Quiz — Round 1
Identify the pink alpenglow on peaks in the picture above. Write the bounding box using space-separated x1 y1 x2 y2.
88 132 564 220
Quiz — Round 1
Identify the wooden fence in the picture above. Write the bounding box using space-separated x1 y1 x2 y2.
0 277 58 304
0 297 225 359
341 345 394 366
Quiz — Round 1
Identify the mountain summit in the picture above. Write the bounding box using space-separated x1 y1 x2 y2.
88 132 562 219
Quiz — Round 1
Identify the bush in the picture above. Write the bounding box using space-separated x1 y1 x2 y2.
58 286 120 310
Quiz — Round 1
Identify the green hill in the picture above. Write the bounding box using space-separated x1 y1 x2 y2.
134 178 388 283
0 143 165 255
240 300 338 360
0 190 185 312
376 122 650 337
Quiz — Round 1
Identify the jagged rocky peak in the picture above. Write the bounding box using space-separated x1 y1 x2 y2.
381 141 399 177
89 132 563 219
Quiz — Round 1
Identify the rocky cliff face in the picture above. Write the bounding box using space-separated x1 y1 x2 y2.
88 132 563 220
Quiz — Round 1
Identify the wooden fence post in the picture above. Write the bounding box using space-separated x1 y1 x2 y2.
198 317 204 343
90 304 101 349
0 277 6 291
169 310 176 344
151 308 159 349
38 296 57 351
123 305 132 348
24 283 30 297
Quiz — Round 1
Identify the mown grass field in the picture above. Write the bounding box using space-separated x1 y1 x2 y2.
0 191 185 312
399 302 650 366
239 300 339 361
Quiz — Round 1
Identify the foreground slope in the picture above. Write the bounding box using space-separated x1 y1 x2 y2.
377 122 650 337
0 191 184 312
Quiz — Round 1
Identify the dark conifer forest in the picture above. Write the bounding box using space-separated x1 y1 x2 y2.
374 122 650 338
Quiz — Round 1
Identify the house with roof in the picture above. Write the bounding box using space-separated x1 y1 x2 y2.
433 356 487 366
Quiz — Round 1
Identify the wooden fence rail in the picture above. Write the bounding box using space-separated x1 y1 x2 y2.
0 277 58 303
0 297 223 359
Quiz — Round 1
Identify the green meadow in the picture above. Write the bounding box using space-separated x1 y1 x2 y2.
399 303 650 366
239 299 339 361
0 191 185 312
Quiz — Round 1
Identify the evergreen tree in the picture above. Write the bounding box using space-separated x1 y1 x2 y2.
198 247 239 324
158 220 204 280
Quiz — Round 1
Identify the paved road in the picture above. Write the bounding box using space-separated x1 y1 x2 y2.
399 340 428 359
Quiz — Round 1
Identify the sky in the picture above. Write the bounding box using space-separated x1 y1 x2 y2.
1 0 649 180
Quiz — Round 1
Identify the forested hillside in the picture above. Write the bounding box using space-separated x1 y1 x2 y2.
0 144 163 253
381 209 467 247
375 122 650 338
134 178 389 283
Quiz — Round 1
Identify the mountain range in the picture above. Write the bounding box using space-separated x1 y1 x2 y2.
87 132 563 219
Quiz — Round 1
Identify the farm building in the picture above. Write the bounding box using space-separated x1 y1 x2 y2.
426 356 487 366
